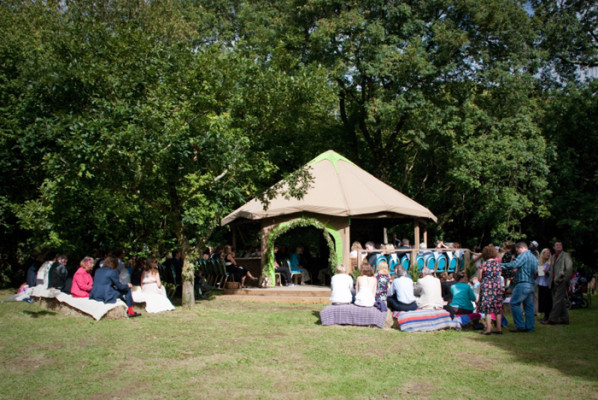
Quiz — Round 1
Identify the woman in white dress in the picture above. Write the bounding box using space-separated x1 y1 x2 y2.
140 257 175 313
354 262 377 307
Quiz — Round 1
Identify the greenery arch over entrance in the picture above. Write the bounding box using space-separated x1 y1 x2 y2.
263 217 342 286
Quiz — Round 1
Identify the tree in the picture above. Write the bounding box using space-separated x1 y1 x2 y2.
1 0 332 302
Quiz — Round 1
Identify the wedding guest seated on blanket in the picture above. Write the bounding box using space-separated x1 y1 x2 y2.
414 267 444 309
445 271 476 315
142 257 167 296
89 256 141 318
141 257 175 313
354 262 377 307
375 260 391 302
36 252 56 288
71 257 94 298
329 264 354 305
386 267 418 312
48 254 69 292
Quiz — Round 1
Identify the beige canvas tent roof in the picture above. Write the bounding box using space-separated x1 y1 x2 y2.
221 150 436 226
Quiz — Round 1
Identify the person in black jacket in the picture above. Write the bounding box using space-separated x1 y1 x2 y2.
48 254 69 292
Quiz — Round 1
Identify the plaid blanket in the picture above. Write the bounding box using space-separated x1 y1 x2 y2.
320 304 388 329
393 309 461 332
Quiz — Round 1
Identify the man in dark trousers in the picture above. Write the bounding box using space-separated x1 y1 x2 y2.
542 240 573 325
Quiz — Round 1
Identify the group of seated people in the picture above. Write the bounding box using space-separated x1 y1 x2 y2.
330 251 501 331
25 251 176 318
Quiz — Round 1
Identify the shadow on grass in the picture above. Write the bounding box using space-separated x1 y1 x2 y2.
473 304 598 382
312 310 322 325
22 309 57 318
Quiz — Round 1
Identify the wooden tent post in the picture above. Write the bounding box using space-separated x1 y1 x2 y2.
412 219 420 268
423 225 428 247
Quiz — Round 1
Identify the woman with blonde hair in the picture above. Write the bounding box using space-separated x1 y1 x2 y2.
330 265 354 305
375 260 391 302
537 248 553 322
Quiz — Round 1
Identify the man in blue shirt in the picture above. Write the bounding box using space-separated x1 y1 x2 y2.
502 242 537 332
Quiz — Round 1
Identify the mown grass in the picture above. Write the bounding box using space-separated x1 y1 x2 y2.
0 290 597 399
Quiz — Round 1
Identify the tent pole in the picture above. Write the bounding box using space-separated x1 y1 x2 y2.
412 219 420 268
383 227 388 244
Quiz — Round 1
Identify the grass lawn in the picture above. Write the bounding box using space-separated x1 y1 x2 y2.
0 290 597 400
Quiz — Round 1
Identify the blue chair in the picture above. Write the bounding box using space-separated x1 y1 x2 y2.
447 254 458 273
435 254 447 274
424 254 436 271
285 258 303 284
401 256 410 271
416 255 425 273
387 254 399 276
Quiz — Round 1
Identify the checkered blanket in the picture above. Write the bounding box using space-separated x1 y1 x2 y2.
320 304 388 329
393 309 461 332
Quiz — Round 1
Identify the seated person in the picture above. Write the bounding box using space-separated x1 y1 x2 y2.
375 260 391 302
141 257 168 296
48 254 69 292
222 245 258 288
329 264 354 305
414 267 444 309
364 241 380 272
36 252 56 288
89 256 141 318
26 253 44 288
446 271 476 314
387 267 418 312
354 262 377 307
130 257 145 287
289 245 311 284
71 257 94 298
439 272 456 303
274 245 292 286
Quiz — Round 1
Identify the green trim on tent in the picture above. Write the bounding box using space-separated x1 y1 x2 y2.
307 150 355 172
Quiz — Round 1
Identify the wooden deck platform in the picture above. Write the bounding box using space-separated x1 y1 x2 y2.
216 284 331 304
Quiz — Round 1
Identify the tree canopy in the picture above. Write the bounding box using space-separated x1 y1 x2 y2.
1 0 597 293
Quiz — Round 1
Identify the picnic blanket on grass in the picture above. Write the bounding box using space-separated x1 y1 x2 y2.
393 309 461 332
321 304 388 328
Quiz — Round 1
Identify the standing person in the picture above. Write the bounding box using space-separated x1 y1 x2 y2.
536 248 553 323
71 257 94 298
502 242 537 332
542 240 573 325
477 245 504 335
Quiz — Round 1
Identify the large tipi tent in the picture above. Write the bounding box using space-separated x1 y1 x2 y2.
221 150 437 281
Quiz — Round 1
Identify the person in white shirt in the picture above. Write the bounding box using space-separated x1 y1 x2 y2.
387 267 418 312
414 267 444 309
329 264 354 305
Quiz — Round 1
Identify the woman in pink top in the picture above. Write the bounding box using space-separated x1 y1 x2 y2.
71 256 94 298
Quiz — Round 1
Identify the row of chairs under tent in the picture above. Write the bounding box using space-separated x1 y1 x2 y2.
370 252 466 276
196 258 233 289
